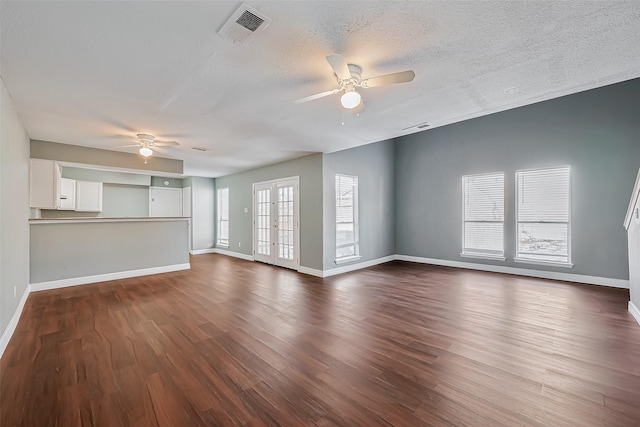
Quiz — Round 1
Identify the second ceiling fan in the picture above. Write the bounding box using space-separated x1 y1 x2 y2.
118 133 180 163
296 54 415 110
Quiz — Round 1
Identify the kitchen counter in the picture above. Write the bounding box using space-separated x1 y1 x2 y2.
30 216 189 224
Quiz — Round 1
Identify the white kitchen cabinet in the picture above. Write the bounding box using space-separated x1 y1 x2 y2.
58 178 77 210
75 181 103 212
30 159 61 209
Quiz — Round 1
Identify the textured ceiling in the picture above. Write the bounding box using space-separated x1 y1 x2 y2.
1 1 639 177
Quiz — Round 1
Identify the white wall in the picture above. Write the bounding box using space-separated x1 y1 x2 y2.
628 187 640 315
191 176 215 251
0 77 30 346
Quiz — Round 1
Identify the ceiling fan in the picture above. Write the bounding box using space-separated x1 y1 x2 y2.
118 134 179 161
296 54 415 110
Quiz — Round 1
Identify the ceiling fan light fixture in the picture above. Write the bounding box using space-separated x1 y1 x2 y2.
139 146 153 157
340 90 361 109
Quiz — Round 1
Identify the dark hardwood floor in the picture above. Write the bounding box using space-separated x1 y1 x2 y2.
2 254 640 426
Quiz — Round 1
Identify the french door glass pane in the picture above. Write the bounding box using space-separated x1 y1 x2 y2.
257 188 271 256
277 185 294 260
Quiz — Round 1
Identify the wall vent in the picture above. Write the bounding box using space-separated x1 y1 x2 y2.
218 4 271 45
190 146 210 152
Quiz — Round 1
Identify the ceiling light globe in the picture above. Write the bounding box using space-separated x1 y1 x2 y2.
139 147 153 157
340 90 361 109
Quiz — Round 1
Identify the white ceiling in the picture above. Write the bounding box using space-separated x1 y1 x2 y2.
2 1 639 177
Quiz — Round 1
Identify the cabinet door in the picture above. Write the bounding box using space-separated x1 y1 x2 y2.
59 178 76 210
76 181 103 212
30 159 61 209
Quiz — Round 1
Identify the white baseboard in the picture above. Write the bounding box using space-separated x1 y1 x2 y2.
629 301 640 326
213 248 254 262
323 255 396 278
29 263 191 292
0 286 30 359
298 266 324 277
395 255 630 289
190 248 216 255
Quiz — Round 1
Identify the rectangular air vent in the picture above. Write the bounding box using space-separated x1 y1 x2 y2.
190 146 210 152
218 4 271 45
402 122 430 131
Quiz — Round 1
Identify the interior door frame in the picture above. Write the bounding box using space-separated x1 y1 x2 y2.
182 186 192 251
252 176 300 270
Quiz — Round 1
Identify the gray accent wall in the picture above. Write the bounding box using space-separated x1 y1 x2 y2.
31 140 183 174
150 176 184 188
323 140 395 271
63 167 151 186
0 79 30 341
214 154 324 270
395 78 640 281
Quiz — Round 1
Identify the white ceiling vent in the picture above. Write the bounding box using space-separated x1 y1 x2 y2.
190 146 210 152
402 122 430 131
218 4 271 45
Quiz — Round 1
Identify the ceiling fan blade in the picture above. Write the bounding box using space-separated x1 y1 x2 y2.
154 140 180 147
326 54 351 80
360 70 415 88
117 144 141 148
295 89 340 104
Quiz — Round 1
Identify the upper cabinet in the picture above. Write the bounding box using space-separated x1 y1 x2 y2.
59 178 77 210
30 159 61 209
76 181 103 212
30 159 103 212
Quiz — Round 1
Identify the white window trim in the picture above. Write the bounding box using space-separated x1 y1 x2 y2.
461 172 505 259
514 258 574 268
216 187 229 248
335 255 361 265
460 253 506 262
515 166 572 267
335 174 359 262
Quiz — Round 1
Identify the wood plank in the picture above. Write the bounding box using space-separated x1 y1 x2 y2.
2 255 640 426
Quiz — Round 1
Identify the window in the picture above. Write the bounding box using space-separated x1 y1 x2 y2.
516 166 571 266
462 172 505 259
217 187 229 247
335 174 359 262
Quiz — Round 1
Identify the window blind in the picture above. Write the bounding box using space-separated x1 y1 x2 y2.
462 172 505 257
335 174 359 260
217 188 229 246
516 166 570 264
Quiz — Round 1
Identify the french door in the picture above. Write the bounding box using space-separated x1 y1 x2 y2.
253 177 299 270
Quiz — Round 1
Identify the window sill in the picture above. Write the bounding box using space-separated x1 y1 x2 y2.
216 244 229 249
460 253 506 262
335 256 361 265
514 258 574 268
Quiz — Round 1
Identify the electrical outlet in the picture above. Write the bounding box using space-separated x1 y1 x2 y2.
238 242 241 248
13 286 17 298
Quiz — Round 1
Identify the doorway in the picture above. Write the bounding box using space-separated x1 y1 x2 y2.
253 177 299 270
